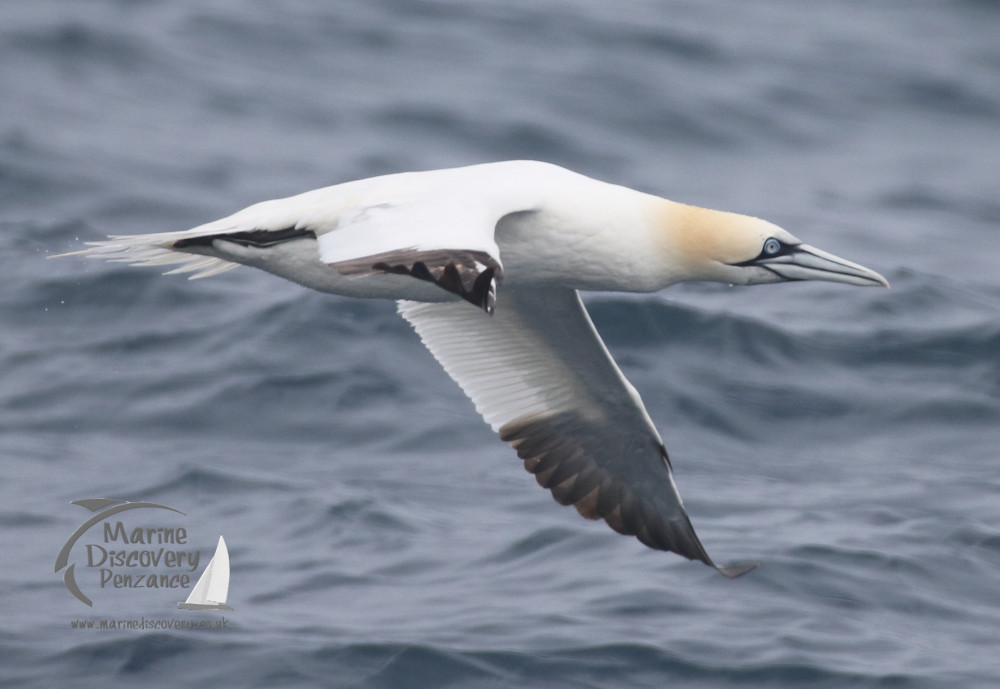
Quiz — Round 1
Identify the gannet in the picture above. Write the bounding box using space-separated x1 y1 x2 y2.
57 160 888 577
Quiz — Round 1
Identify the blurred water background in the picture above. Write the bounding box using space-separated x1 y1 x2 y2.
2 0 1000 687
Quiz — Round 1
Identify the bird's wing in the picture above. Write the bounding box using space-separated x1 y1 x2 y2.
398 289 754 577
57 174 507 311
317 192 504 313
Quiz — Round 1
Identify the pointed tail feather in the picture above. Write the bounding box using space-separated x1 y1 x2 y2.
49 231 240 280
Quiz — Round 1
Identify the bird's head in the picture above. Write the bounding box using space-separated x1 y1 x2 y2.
658 202 889 288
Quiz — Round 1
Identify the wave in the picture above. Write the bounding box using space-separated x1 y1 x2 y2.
29 636 921 689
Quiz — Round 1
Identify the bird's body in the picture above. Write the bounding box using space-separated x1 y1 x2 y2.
95 162 676 297
60 160 888 576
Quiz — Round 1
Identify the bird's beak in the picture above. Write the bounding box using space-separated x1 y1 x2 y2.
757 244 890 288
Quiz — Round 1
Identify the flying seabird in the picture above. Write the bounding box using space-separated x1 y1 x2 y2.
57 161 888 577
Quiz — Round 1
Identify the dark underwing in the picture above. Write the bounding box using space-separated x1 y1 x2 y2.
499 409 756 578
335 249 503 314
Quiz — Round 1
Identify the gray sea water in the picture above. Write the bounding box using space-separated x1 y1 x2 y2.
3 1 1000 687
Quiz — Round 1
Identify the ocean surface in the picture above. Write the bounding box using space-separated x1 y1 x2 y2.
3 0 1000 687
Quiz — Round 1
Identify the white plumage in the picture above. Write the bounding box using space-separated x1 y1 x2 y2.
57 160 888 576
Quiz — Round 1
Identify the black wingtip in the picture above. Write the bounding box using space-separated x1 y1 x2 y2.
480 272 497 315
715 561 758 579
173 227 315 250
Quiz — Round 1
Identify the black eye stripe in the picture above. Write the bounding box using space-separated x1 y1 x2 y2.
728 239 800 267
757 238 799 261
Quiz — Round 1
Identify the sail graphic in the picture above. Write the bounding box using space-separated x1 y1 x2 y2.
178 535 232 611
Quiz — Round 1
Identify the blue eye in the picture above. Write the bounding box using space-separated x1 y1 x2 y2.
763 238 782 255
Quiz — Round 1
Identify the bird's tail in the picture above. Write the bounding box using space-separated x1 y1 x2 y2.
49 230 240 280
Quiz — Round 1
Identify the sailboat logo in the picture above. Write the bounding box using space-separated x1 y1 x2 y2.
178 535 233 611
